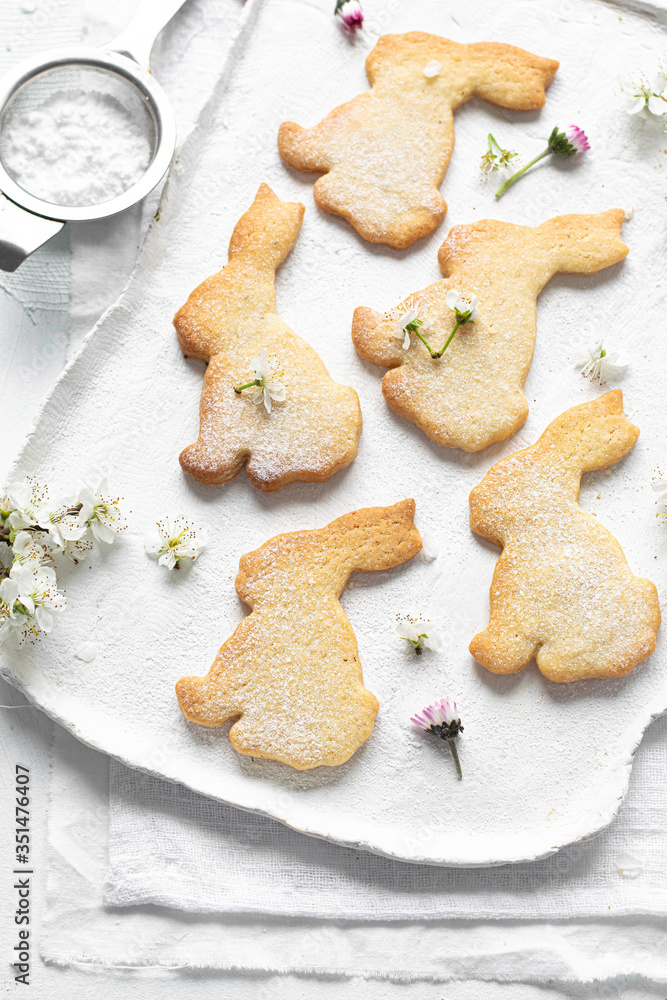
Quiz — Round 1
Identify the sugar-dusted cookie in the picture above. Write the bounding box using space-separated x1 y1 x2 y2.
176 500 422 769
175 183 362 491
278 33 558 248
353 211 628 452
469 391 660 683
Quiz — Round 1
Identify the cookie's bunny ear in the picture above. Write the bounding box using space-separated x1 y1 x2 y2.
540 390 639 473
538 210 629 275
329 500 423 573
229 183 305 270
467 42 558 110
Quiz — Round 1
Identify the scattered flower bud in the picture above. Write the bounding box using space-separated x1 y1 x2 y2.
423 60 441 78
335 0 363 35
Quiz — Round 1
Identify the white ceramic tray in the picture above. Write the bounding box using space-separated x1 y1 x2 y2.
2 0 667 865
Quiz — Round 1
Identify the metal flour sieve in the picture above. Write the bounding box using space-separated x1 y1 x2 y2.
0 0 188 271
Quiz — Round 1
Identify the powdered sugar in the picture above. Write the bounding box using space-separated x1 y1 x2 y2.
2 89 152 207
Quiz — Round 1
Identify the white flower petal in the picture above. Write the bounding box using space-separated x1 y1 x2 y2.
647 94 667 116
445 289 460 310
395 621 420 643
75 641 98 662
423 59 441 78
158 549 177 571
420 531 439 560
626 94 646 115
615 851 642 878
90 520 115 544
422 631 443 652
269 384 287 403
35 606 53 633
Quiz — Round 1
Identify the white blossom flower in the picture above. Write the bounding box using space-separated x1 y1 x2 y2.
235 348 287 414
395 616 443 654
623 73 667 118
36 495 87 549
5 481 42 531
74 480 126 544
573 342 626 383
11 531 46 568
446 289 478 323
391 302 422 350
423 60 441 78
9 561 65 637
145 516 205 571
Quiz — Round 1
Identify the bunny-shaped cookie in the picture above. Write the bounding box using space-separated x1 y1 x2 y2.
175 183 362 491
279 33 558 248
469 391 660 683
176 500 422 769
353 211 628 452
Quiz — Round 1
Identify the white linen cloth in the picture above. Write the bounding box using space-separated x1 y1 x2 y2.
106 712 667 920
40 723 667 985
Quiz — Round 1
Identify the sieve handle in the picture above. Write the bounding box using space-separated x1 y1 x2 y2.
106 0 189 69
0 194 63 272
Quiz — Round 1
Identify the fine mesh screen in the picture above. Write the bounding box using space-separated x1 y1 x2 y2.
0 64 159 208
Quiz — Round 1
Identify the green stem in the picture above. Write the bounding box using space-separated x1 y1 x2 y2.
434 319 462 357
488 133 501 152
447 738 463 780
494 147 551 199
234 380 259 394
412 327 438 357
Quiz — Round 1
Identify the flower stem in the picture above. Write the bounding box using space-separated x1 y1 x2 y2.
234 380 259 394
434 319 462 357
412 327 438 357
447 738 463 780
494 147 551 199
